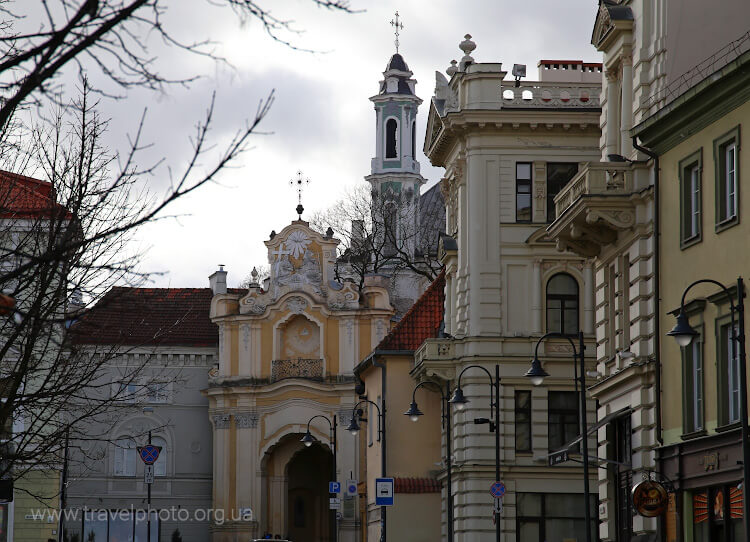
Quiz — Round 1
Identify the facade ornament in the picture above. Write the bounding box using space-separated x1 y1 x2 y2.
446 60 458 77
242 324 250 351
346 319 354 345
585 209 636 230
286 296 308 314
212 414 231 429
459 34 476 71
235 412 259 429
605 68 619 83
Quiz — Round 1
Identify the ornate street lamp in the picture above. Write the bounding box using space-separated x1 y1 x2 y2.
300 414 337 542
349 399 385 541
525 331 592 542
668 277 749 531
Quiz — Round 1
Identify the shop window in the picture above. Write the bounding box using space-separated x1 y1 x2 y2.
516 492 598 542
547 163 578 222
546 273 579 335
714 126 740 231
548 391 578 451
692 486 744 542
516 163 532 222
515 390 532 452
76 509 159 542
679 150 702 247
717 319 741 426
682 326 704 434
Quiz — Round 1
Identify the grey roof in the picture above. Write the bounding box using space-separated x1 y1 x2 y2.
386 53 409 72
602 0 633 21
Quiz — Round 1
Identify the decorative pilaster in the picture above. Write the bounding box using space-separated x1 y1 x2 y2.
620 56 633 157
605 68 619 159
531 260 542 333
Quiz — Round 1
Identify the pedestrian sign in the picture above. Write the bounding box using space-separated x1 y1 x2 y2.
375 478 394 506
345 479 358 497
137 445 162 465
490 481 505 498
329 481 341 494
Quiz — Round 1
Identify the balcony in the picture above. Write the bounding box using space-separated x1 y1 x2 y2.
271 358 323 382
411 338 456 382
547 162 647 257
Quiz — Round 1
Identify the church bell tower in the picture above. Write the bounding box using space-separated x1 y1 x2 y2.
366 51 426 258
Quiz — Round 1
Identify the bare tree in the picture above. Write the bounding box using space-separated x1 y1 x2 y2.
309 182 444 295
0 0 359 499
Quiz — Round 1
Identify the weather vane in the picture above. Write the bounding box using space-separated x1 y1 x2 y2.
289 170 310 219
390 11 404 54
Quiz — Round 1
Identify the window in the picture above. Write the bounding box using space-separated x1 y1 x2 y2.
75 510 159 542
692 486 744 542
718 320 741 425
114 382 139 403
515 390 532 452
146 382 169 404
613 415 632 540
714 126 740 229
546 273 579 335
548 391 578 451
516 163 532 222
682 327 704 433
411 120 416 158
385 118 398 159
152 436 167 477
679 150 702 246
517 492 598 542
113 437 137 476
547 163 578 222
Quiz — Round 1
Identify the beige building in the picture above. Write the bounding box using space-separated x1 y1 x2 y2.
418 35 602 541
206 219 394 541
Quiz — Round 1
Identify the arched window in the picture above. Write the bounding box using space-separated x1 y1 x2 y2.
546 273 579 335
411 121 416 158
385 118 398 159
152 436 168 476
113 437 136 476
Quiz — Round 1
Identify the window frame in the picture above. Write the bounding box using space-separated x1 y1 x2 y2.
716 313 741 427
714 125 741 232
545 273 580 336
547 390 579 452
113 437 137 477
151 435 168 477
678 149 703 249
515 390 532 453
384 117 399 160
516 162 533 223
681 324 704 435
516 492 599 542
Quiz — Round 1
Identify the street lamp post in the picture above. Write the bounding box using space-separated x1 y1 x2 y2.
301 414 338 542
404 381 453 541
524 331 591 542
447 364 501 542
668 277 750 533
346 399 385 541
142 406 154 542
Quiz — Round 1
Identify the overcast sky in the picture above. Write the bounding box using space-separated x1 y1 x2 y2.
99 0 600 288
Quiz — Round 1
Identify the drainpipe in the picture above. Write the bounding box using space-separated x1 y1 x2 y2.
632 135 663 448
372 355 387 542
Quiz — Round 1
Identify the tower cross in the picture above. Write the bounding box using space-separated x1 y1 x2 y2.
390 11 404 54
289 170 310 219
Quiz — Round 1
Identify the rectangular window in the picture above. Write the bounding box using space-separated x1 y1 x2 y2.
517 492 598 542
516 163 532 222
548 391 578 451
718 319 741 426
682 328 704 433
679 150 702 247
714 126 741 229
515 390 532 452
547 163 579 223
146 382 169 404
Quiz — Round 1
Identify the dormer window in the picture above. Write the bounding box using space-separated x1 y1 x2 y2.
386 118 398 159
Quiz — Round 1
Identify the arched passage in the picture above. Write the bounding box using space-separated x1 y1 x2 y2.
287 443 332 541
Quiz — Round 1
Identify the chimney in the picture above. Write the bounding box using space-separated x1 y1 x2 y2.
209 265 227 295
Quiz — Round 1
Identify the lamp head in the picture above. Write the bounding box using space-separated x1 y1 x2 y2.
524 356 549 386
300 431 315 447
346 417 361 436
449 387 469 411
668 310 699 347
404 401 423 422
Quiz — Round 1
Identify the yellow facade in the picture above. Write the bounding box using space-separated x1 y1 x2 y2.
206 220 394 542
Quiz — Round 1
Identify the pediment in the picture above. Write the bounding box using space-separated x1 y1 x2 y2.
591 1 633 50
424 99 445 156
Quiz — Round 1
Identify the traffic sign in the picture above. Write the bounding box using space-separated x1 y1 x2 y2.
137 445 162 465
329 497 341 510
144 464 154 484
345 479 358 497
490 481 505 498
329 481 341 494
549 449 570 466
375 478 394 506
494 497 503 514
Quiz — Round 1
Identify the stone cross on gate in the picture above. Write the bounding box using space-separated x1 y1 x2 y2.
290 170 310 219
271 243 291 262
390 11 404 54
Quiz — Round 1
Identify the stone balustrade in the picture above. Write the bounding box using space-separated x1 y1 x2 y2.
270 358 324 382
553 162 634 219
499 82 601 109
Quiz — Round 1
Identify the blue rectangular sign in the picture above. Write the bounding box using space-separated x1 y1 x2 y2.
329 481 341 494
375 477 394 506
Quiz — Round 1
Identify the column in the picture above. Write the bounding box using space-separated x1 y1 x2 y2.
531 260 542 334
620 56 633 157
605 69 619 159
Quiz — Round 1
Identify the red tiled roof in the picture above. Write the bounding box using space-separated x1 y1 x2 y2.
71 287 243 347
394 477 441 494
376 271 445 351
0 170 71 219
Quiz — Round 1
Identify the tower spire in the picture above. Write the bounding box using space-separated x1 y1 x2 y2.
390 11 403 54
289 170 310 219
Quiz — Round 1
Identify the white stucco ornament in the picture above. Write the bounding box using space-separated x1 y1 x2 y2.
286 230 311 259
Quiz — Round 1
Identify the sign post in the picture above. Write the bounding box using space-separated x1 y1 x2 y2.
329 481 341 494
345 479 358 497
137 438 161 542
